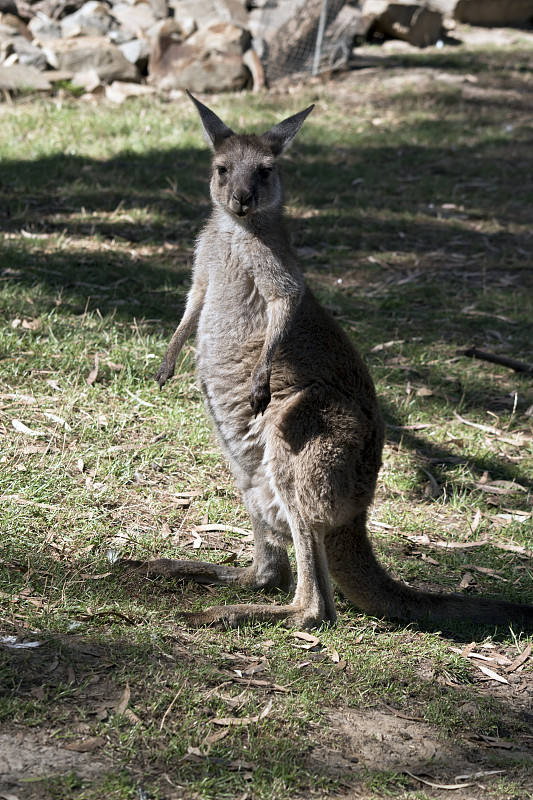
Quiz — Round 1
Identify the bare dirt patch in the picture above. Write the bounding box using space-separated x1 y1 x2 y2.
310 706 533 799
0 728 110 799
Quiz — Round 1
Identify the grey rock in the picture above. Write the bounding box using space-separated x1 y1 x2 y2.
187 21 251 56
42 36 140 82
0 11 30 38
455 0 533 25
28 14 62 40
109 2 158 36
169 0 248 31
148 24 249 92
60 1 115 38
148 0 168 19
0 62 51 89
119 37 151 66
362 1 443 47
10 35 49 69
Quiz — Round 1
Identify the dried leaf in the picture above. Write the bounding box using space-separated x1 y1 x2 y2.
191 523 252 536
432 538 532 557
454 412 501 435
241 662 268 676
204 727 230 745
258 698 273 720
21 318 41 331
370 339 405 353
125 388 154 407
506 643 532 673
458 571 476 590
64 736 105 752
382 703 423 721
12 419 45 437
496 512 530 523
404 770 474 790
214 700 272 727
124 708 142 725
42 412 71 430
293 631 320 646
191 530 203 549
213 715 258 726
86 354 99 386
455 770 506 781
475 664 509 684
159 680 186 731
228 675 289 692
469 508 482 534
115 683 131 715
463 563 507 581
461 642 476 658
160 523 172 538
451 646 496 664
475 481 526 495
105 360 123 372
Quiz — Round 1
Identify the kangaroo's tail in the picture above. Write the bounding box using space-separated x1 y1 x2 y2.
325 513 533 629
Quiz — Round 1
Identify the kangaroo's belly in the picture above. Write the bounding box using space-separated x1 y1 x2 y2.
195 320 265 474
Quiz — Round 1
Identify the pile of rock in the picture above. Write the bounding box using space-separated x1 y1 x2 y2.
0 0 259 96
0 0 532 97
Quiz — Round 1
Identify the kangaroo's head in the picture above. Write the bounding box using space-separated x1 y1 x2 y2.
187 91 314 220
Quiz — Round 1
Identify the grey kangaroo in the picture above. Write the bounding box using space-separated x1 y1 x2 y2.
131 92 533 630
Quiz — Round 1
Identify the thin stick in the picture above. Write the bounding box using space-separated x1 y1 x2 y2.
459 347 533 377
159 679 187 731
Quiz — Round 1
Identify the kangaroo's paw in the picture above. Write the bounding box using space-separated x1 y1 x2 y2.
154 360 175 390
249 383 271 417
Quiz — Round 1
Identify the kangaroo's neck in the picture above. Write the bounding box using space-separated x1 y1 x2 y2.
210 204 293 258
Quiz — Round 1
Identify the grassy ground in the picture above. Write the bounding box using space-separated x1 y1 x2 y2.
1 35 532 800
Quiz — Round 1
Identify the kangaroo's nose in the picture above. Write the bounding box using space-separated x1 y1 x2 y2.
230 191 254 216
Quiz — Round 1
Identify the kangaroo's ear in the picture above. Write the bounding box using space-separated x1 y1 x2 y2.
262 105 314 156
187 90 234 149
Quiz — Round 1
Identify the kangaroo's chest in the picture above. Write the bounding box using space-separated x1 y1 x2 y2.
195 235 268 373
194 238 269 472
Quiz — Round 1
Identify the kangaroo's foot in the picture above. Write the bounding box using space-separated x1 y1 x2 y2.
120 556 294 593
182 600 335 630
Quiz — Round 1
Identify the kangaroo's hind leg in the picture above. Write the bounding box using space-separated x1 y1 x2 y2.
182 510 336 630
121 513 294 593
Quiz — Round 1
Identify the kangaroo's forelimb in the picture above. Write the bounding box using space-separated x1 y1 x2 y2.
250 289 302 415
154 278 206 389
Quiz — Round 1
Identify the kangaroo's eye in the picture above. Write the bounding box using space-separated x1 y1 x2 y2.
258 166 272 179
216 165 227 176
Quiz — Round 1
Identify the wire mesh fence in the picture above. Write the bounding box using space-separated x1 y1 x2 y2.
253 0 356 85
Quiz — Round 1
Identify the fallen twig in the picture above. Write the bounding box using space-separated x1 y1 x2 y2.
404 770 474 790
459 347 533 377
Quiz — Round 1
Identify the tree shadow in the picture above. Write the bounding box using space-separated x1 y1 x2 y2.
1 117 531 508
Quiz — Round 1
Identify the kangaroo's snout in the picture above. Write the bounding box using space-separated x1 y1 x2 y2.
229 189 256 217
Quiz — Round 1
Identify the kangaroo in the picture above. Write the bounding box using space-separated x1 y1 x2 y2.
131 92 533 631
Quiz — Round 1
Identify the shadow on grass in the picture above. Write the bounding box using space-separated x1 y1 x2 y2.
0 591 532 798
1 108 532 557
